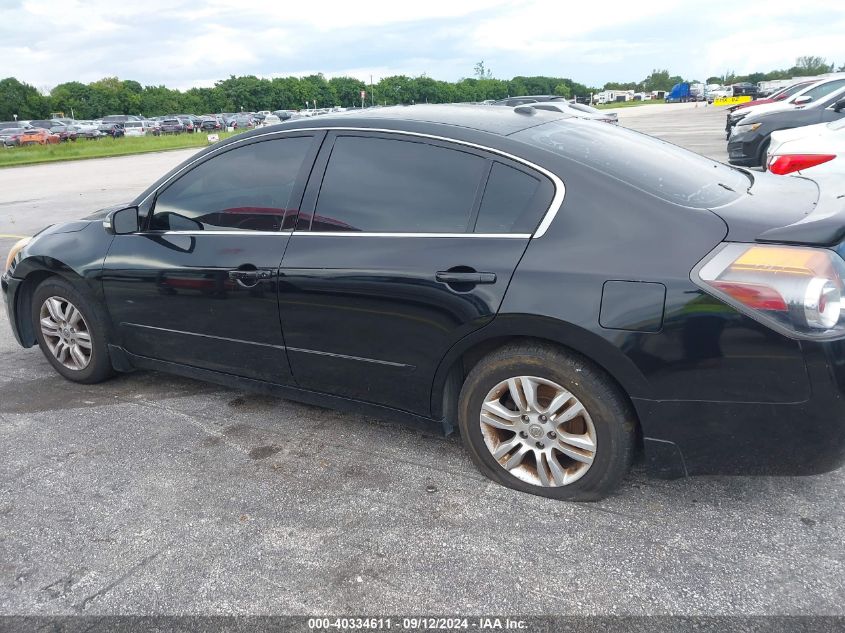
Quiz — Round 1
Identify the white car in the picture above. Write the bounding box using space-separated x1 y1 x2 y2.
528 101 618 124
123 121 146 137
766 118 845 176
260 114 282 127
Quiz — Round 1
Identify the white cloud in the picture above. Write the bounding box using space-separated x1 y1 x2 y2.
2 0 844 89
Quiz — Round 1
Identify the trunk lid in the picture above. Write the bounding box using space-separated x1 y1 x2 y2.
709 171 845 246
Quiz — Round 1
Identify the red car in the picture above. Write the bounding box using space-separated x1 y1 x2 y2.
18 128 60 145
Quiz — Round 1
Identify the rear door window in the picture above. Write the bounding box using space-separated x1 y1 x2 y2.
310 135 487 233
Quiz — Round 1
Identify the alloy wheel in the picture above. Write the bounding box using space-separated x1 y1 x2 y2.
479 375 597 487
39 296 93 371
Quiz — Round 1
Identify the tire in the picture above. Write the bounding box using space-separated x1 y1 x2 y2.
458 342 636 501
31 277 116 384
759 138 771 171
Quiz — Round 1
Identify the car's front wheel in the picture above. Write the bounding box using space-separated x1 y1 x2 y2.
32 277 116 384
458 342 636 501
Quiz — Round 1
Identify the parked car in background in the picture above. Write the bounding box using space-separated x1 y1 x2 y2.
272 110 294 121
98 122 125 138
18 128 60 145
727 76 845 136
28 119 65 130
176 117 195 133
728 86 845 167
102 115 140 123
729 80 816 113
491 95 566 106
232 114 254 129
731 82 758 98
725 80 818 138
0 120 32 130
123 121 147 137
50 125 78 142
529 101 618 124
259 114 282 127
159 118 185 134
200 116 222 131
766 118 845 177
144 120 161 136
0 128 27 146
71 121 103 139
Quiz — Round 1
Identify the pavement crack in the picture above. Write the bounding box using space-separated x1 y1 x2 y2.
72 547 164 612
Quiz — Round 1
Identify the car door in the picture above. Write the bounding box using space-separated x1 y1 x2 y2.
101 132 324 383
278 131 556 415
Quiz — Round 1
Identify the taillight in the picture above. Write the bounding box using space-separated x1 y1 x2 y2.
694 243 845 339
768 154 836 175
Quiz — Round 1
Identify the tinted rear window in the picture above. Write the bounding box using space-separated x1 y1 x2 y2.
514 119 749 208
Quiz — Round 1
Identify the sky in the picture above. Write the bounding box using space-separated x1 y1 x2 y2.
1 0 844 92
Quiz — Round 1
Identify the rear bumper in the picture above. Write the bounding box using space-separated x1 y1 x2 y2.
636 340 845 478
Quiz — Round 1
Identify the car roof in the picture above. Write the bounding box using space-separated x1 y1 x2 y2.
246 104 569 137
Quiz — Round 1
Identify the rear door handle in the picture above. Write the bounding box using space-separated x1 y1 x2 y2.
435 271 497 284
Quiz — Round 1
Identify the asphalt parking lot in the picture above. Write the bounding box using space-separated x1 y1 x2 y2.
1 104 843 618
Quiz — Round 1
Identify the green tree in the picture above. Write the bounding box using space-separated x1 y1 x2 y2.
553 83 571 99
790 56 833 76
328 76 367 107
0 77 49 120
138 85 182 116
50 81 94 119
377 75 415 104
640 69 676 93
299 74 337 108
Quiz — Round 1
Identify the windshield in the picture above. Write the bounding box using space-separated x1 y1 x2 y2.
515 119 749 208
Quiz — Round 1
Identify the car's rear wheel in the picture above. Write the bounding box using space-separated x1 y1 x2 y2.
32 277 116 384
458 342 636 501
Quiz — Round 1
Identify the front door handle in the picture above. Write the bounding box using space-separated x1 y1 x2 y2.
228 269 274 281
435 271 497 285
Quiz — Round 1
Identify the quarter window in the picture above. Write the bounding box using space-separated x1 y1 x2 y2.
150 137 311 232
311 136 486 233
475 162 544 234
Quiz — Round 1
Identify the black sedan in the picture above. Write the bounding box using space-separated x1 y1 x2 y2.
4 106 845 500
728 87 845 167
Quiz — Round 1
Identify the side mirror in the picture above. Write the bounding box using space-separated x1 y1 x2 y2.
793 95 813 106
834 98 845 113
104 206 140 235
